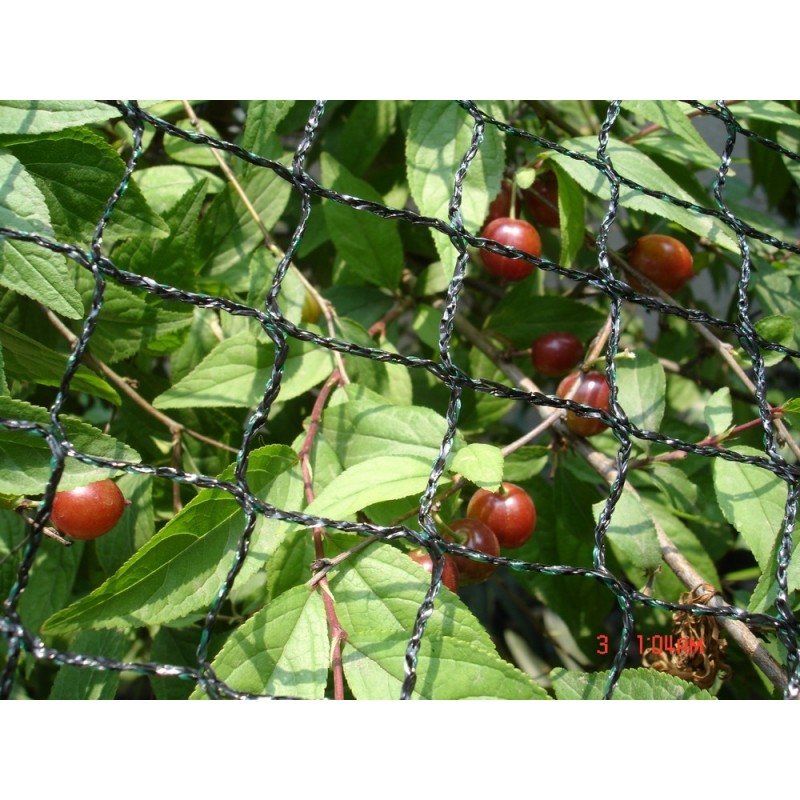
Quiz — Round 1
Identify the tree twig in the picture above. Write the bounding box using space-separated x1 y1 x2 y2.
42 307 237 454
180 100 350 385
297 369 349 700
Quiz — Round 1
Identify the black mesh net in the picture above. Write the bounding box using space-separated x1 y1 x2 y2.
0 100 798 700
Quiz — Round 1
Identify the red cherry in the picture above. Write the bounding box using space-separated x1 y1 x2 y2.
556 370 611 437
409 550 460 593
524 173 560 228
531 332 584 377
466 482 536 549
479 217 542 282
447 518 500 584
50 479 126 540
627 234 694 294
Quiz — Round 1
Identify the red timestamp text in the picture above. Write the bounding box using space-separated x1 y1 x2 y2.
595 634 705 656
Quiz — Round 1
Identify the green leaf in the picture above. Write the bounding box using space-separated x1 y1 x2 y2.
552 137 739 252
49 629 131 700
241 101 296 158
322 390 465 468
755 314 794 367
412 304 441 350
515 167 536 190
0 396 141 495
414 261 450 297
594 492 662 584
753 272 800 351
639 464 699 515
133 165 224 214
344 630 550 699
335 318 413 406
713 446 787 570
407 101 505 276
265 435 341 601
624 101 719 165
153 328 333 409
644 499 721 600
748 532 800 613
198 151 292 290
163 119 221 166
450 443 503 490
0 100 119 135
487 292 606 348
75 278 192 364
0 150 84 319
3 513 85 633
0 238 84 320
323 285 394 330
246 250 307 327
636 131 723 172
550 667 715 699
324 533 546 698
0 322 120 404
149 627 205 700
95 472 154 577
0 345 7 395
8 128 169 246
336 100 398 174
552 163 585 268
305 455 449 520
783 397 800 416
704 388 733 438
265 527 317 603
41 446 297 634
190 586 328 699
732 101 800 128
616 350 666 431
778 128 800 192
114 178 206 288
459 347 516 434
0 149 56 235
321 153 404 290
502 446 549 483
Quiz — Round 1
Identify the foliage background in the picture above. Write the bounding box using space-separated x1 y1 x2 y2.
1 100 799 700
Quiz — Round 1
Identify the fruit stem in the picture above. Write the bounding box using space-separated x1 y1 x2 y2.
509 176 518 221
15 509 72 546
434 516 466 545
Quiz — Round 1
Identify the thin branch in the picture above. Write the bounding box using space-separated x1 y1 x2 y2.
0 532 32 568
16 510 72 546
614 261 800 461
298 369 349 700
582 313 614 371
181 101 350 385
170 429 183 514
630 410 785 469
623 100 744 144
528 101 583 138
42 307 237 454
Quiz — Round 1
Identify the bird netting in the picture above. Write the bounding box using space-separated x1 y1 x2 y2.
0 99 798 700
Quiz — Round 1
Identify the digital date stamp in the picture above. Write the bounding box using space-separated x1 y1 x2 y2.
596 634 705 656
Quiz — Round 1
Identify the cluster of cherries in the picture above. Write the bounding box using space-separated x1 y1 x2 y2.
415 171 699 589
410 481 536 593
478 172 696 439
479 172 695 294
